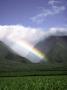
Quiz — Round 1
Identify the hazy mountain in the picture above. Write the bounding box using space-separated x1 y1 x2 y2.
0 41 31 63
0 35 67 72
35 36 67 65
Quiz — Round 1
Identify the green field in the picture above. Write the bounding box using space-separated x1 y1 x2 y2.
0 75 67 90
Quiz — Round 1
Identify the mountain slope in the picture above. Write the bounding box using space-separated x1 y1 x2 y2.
35 36 67 65
0 42 33 71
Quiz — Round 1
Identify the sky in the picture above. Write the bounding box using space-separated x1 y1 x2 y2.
0 0 67 29
0 0 67 62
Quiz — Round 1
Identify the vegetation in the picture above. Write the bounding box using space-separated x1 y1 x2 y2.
0 37 67 89
48 40 67 64
0 75 67 90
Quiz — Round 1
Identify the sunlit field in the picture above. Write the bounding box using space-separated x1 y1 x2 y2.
0 75 67 90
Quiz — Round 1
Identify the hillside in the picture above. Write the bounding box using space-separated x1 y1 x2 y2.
35 36 67 66
0 35 67 72
0 42 33 71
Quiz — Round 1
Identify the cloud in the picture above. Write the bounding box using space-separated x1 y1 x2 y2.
48 27 67 36
42 27 67 39
0 25 67 63
48 0 60 6
31 0 66 24
0 25 45 63
0 25 66 49
0 25 45 45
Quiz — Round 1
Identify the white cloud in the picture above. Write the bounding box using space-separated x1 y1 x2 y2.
31 0 66 23
48 27 67 36
0 25 45 63
0 25 67 63
48 0 60 6
42 27 67 38
0 25 45 45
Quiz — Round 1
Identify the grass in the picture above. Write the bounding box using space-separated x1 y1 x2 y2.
0 70 67 77
0 75 67 90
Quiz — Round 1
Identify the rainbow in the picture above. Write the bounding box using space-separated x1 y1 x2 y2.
8 37 47 62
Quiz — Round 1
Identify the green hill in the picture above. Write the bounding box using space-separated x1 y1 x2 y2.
0 36 67 76
0 42 33 71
